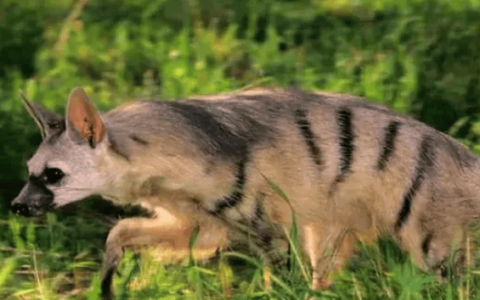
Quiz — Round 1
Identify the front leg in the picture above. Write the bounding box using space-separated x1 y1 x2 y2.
101 216 189 299
301 222 358 291
101 206 228 300
246 203 288 289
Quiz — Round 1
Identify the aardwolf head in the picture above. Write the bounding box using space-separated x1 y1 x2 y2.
11 88 108 216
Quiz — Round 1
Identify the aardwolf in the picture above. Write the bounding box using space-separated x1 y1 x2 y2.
11 87 480 297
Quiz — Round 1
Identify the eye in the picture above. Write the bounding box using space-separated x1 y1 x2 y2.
43 168 64 185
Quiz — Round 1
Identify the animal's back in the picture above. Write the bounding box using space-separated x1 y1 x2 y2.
102 88 480 281
102 88 480 228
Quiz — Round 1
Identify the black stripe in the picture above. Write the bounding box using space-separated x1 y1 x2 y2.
108 138 130 161
377 121 401 171
438 135 478 169
168 102 247 158
422 231 434 255
249 197 284 268
251 199 274 246
254 198 263 220
129 134 149 146
337 108 355 179
294 108 322 166
209 158 247 215
395 136 435 229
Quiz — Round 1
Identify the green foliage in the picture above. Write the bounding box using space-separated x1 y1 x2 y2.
3 0 480 299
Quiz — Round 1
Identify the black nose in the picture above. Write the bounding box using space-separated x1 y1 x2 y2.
11 203 30 216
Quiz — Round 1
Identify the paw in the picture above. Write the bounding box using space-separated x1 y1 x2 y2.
311 277 333 290
101 247 123 300
263 266 272 290
101 267 115 300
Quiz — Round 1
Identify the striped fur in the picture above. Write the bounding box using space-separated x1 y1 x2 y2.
294 108 322 166
395 135 436 229
377 121 401 171
336 108 355 180
12 87 480 298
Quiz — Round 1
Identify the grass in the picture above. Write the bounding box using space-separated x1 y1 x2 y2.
2 182 480 299
3 0 480 299
2 213 480 300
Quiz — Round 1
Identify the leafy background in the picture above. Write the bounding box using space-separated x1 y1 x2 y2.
2 0 480 299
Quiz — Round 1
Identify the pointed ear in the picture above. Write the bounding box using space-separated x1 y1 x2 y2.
66 87 105 148
21 91 65 139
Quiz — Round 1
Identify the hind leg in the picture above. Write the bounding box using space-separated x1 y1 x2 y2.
246 220 286 290
220 203 288 290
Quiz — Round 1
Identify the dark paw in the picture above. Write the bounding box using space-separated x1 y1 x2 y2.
101 268 115 300
101 245 123 299
433 262 448 281
269 254 288 269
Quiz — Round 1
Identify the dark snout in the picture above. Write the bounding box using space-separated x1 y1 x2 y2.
11 181 53 217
